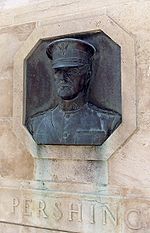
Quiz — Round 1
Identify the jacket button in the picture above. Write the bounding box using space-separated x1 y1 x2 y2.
65 114 70 119
63 131 69 139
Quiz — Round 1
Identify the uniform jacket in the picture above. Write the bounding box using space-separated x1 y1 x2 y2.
27 102 121 145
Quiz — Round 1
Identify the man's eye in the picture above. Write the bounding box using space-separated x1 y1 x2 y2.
67 68 79 76
67 71 73 76
71 68 79 73
54 69 60 74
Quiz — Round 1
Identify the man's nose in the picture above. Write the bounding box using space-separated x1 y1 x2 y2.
60 72 68 82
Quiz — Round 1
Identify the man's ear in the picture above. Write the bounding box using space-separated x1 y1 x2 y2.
84 73 90 92
79 76 84 85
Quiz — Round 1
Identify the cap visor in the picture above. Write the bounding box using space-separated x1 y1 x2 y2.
52 61 85 68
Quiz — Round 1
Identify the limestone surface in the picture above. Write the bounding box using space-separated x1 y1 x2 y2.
0 1 149 232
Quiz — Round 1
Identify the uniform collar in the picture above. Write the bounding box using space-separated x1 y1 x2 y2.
58 92 86 112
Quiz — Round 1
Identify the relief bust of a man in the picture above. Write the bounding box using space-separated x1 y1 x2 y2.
27 38 121 145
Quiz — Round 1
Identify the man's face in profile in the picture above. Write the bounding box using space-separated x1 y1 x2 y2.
54 65 87 100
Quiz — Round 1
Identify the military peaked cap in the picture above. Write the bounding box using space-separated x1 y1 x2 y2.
46 38 96 68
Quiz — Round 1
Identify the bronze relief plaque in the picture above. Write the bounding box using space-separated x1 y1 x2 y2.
25 31 121 145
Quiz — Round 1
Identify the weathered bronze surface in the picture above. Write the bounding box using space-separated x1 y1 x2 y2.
26 37 121 145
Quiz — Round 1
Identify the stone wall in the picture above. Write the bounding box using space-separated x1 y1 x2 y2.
0 0 149 232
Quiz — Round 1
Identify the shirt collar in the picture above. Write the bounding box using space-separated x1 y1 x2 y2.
58 92 86 112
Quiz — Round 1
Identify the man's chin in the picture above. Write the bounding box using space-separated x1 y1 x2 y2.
58 92 78 100
57 89 74 99
58 94 73 100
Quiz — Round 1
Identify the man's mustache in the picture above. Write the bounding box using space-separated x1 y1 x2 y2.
58 85 73 91
57 80 73 87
